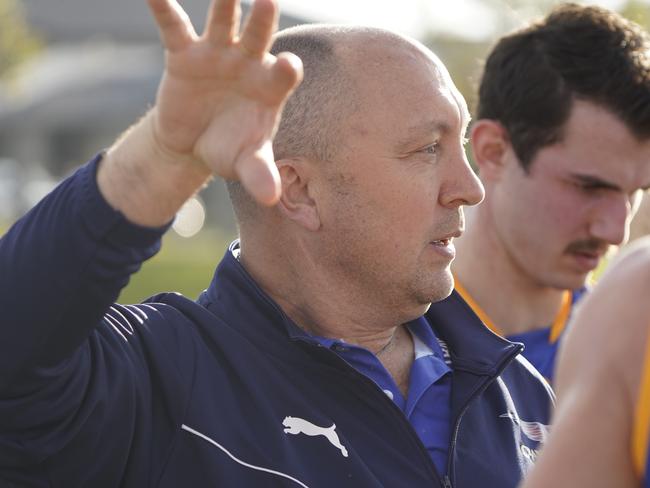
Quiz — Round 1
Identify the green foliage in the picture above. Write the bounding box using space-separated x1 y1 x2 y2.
620 0 650 30
118 229 234 304
0 0 41 80
1 218 233 305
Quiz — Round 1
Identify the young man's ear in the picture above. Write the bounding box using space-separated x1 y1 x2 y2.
470 120 511 181
275 159 321 232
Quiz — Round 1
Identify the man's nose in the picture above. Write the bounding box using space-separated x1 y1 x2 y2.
589 195 632 246
440 155 485 208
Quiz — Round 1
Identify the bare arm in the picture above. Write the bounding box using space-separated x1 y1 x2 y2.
522 237 650 488
98 0 303 227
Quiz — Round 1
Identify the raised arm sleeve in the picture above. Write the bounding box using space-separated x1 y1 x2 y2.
0 154 168 389
0 155 173 485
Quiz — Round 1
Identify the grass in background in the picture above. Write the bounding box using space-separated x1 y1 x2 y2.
2 218 234 304
118 228 234 304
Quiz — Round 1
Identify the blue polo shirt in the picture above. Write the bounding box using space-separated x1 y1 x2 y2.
292 316 452 476
506 287 587 381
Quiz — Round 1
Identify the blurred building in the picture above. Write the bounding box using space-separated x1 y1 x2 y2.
0 0 309 227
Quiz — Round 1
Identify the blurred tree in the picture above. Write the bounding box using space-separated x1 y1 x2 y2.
620 0 650 30
421 1 555 118
482 0 557 31
423 0 650 117
423 35 489 114
0 0 40 80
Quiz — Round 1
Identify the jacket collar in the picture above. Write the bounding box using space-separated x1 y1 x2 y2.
198 241 305 345
426 291 522 375
199 241 522 372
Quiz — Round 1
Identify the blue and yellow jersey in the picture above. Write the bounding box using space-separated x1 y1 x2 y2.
632 327 650 487
454 281 587 381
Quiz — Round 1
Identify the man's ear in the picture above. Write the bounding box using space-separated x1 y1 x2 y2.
276 159 321 232
470 120 511 181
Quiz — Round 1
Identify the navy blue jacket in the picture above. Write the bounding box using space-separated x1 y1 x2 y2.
0 157 555 487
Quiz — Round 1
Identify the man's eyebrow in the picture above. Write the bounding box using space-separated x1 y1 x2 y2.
572 174 650 193
570 174 621 191
396 120 449 149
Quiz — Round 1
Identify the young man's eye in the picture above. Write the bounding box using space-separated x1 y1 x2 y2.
578 183 599 193
576 182 609 194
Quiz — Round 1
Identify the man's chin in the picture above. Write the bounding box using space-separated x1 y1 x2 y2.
572 271 593 289
423 278 455 304
430 288 454 304
550 270 592 291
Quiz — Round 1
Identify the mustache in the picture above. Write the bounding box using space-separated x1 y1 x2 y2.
565 239 609 255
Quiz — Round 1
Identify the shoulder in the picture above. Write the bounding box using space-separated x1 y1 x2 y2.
522 238 650 487
556 237 650 426
513 353 554 399
499 350 556 417
94 296 208 367
561 238 650 372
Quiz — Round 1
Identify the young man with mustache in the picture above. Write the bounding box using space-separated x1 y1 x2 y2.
453 3 650 381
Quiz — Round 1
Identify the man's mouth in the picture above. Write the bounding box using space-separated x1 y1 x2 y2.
567 249 605 273
432 238 451 246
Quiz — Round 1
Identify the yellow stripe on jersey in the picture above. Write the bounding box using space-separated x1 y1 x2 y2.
548 291 571 344
454 279 501 335
454 278 571 342
632 325 650 479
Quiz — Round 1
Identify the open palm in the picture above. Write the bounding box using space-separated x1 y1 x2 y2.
148 0 302 204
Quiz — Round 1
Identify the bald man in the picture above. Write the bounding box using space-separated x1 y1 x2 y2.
0 1 553 487
522 236 650 487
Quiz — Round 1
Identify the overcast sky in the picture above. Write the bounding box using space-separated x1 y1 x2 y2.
276 0 631 41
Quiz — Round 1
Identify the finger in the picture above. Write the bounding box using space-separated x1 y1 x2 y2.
269 52 303 102
236 142 281 206
239 0 278 59
147 0 197 51
204 0 241 45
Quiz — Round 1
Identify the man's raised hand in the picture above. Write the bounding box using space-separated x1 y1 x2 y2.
148 0 302 205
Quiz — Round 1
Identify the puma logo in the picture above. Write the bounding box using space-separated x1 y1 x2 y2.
282 416 349 458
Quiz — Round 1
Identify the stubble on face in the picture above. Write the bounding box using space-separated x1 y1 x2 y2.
311 37 466 316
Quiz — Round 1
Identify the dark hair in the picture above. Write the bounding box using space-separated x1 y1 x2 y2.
477 3 650 170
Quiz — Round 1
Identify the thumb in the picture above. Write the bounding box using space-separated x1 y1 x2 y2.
236 141 281 206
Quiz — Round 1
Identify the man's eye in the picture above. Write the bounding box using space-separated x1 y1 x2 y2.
576 182 609 194
577 183 598 192
421 143 439 155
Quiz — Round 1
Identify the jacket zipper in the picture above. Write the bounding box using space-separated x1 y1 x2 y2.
444 344 524 487
305 341 447 487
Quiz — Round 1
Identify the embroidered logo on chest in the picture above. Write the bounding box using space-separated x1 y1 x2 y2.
282 416 349 458
500 412 550 443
